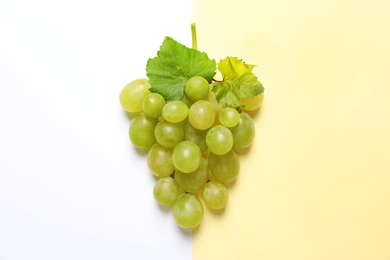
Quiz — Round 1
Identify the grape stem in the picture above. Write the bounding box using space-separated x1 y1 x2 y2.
191 23 197 50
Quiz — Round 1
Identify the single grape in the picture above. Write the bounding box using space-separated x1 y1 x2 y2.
153 177 181 206
119 78 151 113
206 125 233 155
154 121 184 148
180 93 194 108
129 113 158 149
208 150 240 183
218 107 240 127
241 92 264 111
162 101 189 123
175 158 208 193
183 120 208 152
229 112 255 149
184 76 210 101
173 193 204 229
142 93 166 118
202 181 229 209
206 91 222 117
147 144 174 177
188 100 215 130
172 141 202 173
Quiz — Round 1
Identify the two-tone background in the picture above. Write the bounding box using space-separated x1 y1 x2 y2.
1 0 390 259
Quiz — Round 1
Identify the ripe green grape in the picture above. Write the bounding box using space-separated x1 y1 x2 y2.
202 181 229 209
119 78 151 113
183 120 208 152
180 93 194 108
172 141 202 173
208 150 240 183
229 112 255 149
154 121 184 148
206 91 222 118
184 76 210 101
153 177 181 206
218 107 240 127
147 144 174 177
241 92 264 111
206 125 233 155
173 193 204 229
188 100 215 130
175 158 208 193
142 93 166 118
129 113 158 149
162 101 189 123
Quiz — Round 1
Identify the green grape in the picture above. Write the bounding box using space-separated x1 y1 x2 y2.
147 144 174 177
241 92 264 111
173 193 204 229
184 76 210 101
202 181 229 209
206 125 233 155
229 112 255 149
154 121 184 148
119 78 151 113
180 93 194 108
129 113 158 149
175 158 208 193
183 120 208 152
172 141 202 173
188 100 215 130
218 107 240 127
208 150 240 183
206 91 222 117
153 177 181 206
142 93 166 118
162 101 189 123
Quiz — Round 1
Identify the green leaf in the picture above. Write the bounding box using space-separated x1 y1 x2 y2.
212 57 264 107
146 37 216 101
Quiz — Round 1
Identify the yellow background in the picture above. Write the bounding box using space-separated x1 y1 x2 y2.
193 0 390 259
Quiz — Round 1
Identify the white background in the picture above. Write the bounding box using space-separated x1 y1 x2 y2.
0 0 192 259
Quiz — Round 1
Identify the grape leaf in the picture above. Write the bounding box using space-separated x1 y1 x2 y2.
212 57 264 107
146 37 216 101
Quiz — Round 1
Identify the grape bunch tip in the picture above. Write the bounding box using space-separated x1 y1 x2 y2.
119 23 264 229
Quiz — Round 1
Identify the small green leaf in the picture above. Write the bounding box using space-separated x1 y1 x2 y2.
146 37 216 101
212 57 264 107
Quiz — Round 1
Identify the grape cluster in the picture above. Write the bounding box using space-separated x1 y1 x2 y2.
120 76 262 229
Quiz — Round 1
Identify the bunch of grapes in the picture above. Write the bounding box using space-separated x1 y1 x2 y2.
119 76 263 229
